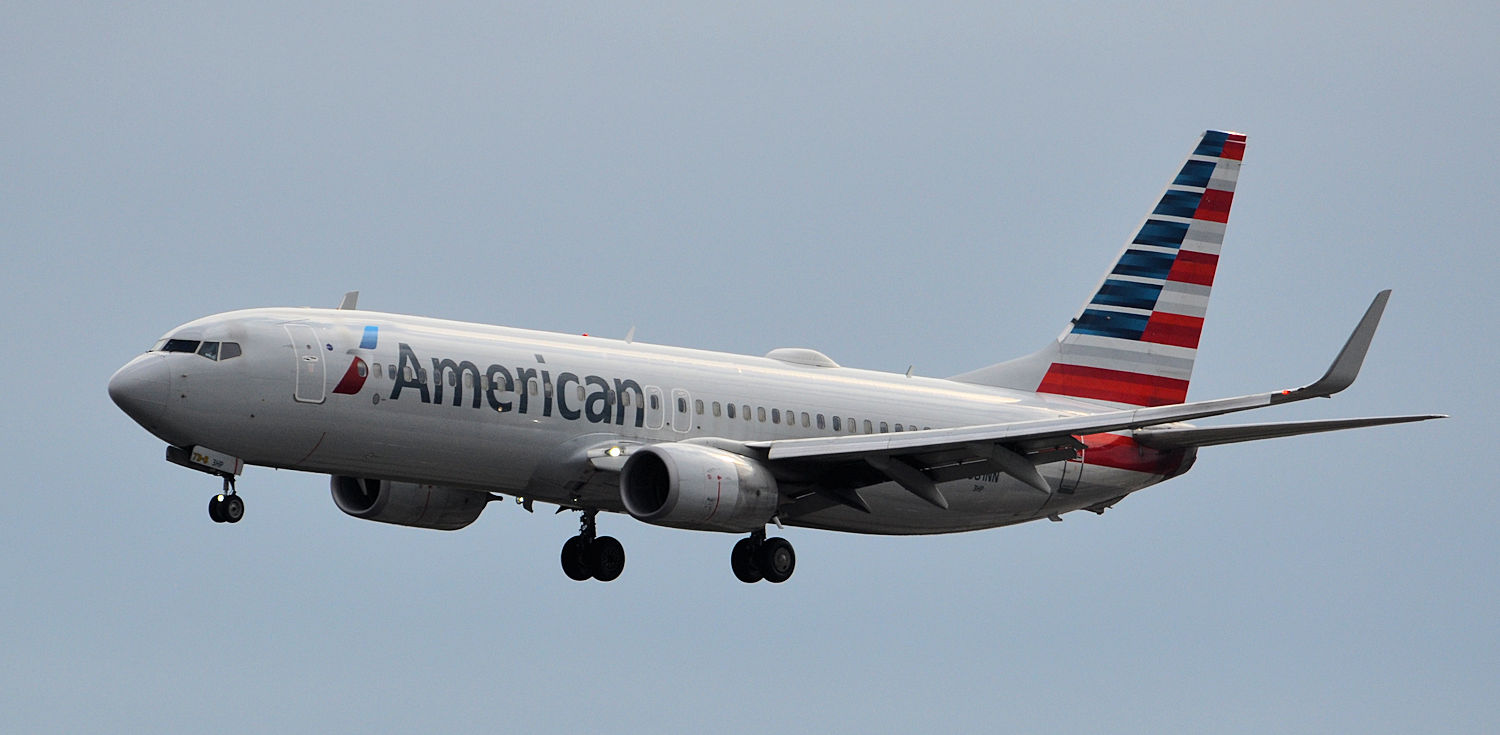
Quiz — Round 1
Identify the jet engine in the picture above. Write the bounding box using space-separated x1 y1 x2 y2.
619 443 779 532
330 476 487 531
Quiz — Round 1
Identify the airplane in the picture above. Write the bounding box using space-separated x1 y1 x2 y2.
108 130 1442 584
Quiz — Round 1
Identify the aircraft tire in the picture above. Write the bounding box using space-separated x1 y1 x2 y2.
208 495 226 523
561 536 592 581
757 537 795 583
221 494 245 523
587 536 626 582
731 538 763 583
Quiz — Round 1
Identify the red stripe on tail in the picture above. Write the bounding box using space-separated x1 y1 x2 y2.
1141 311 1205 349
1193 189 1235 223
1166 250 1218 286
1220 134 1247 161
1037 363 1189 407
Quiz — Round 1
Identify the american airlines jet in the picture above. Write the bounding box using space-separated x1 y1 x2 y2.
108 131 1440 583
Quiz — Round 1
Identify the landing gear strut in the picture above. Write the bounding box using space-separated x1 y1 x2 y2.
730 529 795 583
207 475 243 524
560 509 625 582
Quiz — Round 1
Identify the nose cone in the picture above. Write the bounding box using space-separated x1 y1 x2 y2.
109 354 170 427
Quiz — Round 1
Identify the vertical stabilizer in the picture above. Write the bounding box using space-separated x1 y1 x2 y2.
952 130 1246 406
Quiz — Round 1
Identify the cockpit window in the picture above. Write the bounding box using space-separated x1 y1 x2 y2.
154 339 242 361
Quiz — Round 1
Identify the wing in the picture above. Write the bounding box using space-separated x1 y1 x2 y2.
742 291 1444 510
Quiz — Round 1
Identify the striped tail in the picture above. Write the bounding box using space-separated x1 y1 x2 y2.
952 130 1246 407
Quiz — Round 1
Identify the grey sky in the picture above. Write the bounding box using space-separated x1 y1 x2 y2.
3 2 1494 732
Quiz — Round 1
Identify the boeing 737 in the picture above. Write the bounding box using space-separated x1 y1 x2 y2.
108 130 1441 583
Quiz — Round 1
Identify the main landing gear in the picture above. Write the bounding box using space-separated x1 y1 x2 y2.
731 529 796 584
207 476 244 524
553 513 796 584
560 509 625 582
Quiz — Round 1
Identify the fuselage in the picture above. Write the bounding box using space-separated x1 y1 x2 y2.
109 306 1192 535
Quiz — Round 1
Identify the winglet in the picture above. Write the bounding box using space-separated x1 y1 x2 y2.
1285 290 1390 400
337 291 359 310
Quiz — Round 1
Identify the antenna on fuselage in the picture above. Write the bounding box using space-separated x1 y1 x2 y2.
624 326 636 344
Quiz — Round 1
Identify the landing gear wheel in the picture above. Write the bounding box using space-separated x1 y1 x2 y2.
731 538 764 583
208 495 226 523
757 537 795 583
220 494 244 523
560 536 592 581
587 536 626 582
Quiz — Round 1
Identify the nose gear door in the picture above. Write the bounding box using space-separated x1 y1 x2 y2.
284 324 326 404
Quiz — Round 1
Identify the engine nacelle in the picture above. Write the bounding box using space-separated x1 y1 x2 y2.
330 476 487 531
619 443 779 532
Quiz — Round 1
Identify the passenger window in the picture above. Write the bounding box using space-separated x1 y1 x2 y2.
388 365 396 380
771 408 780 424
371 362 381 377
832 416 841 431
863 419 873 434
727 403 736 419
529 379 538 395
879 422 889 433
848 418 857 433
757 407 766 422
358 362 369 378
650 394 660 410
219 342 242 360
893 424 903 432
712 401 722 417
577 385 586 401
816 414 826 429
801 412 810 428
450 371 458 387
695 399 704 415
676 397 687 414
742 405 751 421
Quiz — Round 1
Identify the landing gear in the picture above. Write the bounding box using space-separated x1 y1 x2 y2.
208 476 243 524
731 538 763 583
730 530 796 583
560 510 625 582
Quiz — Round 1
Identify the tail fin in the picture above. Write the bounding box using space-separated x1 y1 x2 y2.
952 130 1246 406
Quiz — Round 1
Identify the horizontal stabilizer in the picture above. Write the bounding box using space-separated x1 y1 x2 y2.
1134 414 1445 449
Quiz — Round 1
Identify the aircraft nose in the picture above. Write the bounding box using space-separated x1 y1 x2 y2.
108 354 170 427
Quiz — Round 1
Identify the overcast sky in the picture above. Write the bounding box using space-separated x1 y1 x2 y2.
3 2 1495 733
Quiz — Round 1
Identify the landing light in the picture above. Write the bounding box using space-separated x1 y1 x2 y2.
606 446 622 457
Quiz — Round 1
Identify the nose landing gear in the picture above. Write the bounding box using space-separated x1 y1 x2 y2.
165 445 247 525
207 476 243 524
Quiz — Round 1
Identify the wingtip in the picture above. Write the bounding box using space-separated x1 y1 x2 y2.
1287 291 1392 399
